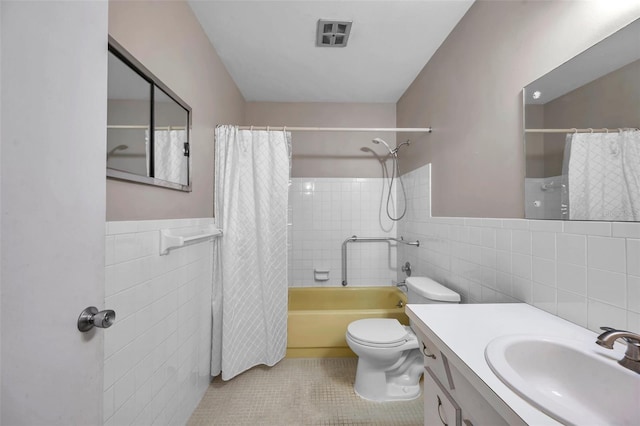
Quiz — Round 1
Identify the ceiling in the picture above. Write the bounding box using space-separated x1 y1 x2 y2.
189 0 474 103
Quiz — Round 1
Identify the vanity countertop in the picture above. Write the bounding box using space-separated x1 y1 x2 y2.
406 303 619 425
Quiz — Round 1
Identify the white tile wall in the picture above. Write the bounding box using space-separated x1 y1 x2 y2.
104 218 214 426
398 164 640 334
288 178 398 287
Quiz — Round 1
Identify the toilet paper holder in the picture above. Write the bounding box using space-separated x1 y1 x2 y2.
314 269 330 281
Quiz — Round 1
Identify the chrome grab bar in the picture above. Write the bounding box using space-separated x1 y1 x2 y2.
341 235 420 286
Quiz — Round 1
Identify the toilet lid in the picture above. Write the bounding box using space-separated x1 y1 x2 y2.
347 319 409 345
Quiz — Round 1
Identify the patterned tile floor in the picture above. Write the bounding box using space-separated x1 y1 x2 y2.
188 358 423 426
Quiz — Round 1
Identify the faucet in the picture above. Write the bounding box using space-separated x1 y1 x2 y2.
393 280 408 291
595 326 640 374
401 261 412 276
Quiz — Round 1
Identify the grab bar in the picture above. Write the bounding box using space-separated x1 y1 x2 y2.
159 225 222 255
341 235 420 286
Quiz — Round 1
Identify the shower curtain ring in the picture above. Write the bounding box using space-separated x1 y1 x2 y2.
604 128 609 133
250 125 253 131
571 128 578 134
588 128 594 133
267 126 270 132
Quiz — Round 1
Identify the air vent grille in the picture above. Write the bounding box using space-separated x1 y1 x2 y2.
316 20 352 47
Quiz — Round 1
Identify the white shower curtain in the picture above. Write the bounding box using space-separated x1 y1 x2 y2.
212 125 290 380
568 130 640 221
146 129 188 184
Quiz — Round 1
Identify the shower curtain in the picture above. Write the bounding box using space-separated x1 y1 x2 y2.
212 125 291 380
146 129 188 184
567 130 640 221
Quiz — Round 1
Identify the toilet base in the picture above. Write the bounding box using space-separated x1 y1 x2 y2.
354 381 421 402
352 348 423 402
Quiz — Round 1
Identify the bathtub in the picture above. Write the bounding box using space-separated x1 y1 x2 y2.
287 286 409 358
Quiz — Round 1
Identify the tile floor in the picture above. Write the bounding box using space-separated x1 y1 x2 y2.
188 358 423 425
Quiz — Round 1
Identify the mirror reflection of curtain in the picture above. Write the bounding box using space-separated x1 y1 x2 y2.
567 130 640 221
145 129 187 184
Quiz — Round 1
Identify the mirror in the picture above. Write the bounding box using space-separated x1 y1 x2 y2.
107 37 191 191
106 50 152 178
524 19 640 221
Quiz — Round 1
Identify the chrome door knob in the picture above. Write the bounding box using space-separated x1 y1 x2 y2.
77 306 116 332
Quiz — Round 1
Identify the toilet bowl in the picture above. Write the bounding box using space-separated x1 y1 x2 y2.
346 318 423 401
346 276 460 402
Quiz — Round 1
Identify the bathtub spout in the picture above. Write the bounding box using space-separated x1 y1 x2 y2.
393 280 408 292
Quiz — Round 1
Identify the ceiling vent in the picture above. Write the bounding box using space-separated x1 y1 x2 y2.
316 20 352 47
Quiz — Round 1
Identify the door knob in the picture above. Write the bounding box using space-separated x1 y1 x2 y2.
77 306 116 332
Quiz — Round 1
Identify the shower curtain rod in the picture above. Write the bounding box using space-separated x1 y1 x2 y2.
235 126 432 133
525 127 638 134
107 125 186 130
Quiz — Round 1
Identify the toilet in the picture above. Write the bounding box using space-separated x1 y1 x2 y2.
345 276 460 401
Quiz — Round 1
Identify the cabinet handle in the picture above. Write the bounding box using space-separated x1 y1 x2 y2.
423 343 436 359
436 395 448 426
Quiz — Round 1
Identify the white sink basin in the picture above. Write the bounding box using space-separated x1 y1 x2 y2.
485 335 640 425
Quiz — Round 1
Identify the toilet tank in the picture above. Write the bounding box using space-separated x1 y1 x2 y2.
405 277 460 304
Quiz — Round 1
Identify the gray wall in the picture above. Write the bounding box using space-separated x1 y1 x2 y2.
245 102 396 178
397 0 640 218
107 0 245 221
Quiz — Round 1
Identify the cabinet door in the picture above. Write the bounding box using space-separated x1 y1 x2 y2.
415 327 452 390
447 362 511 426
424 367 461 426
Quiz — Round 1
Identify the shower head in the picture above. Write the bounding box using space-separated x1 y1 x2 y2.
372 138 394 155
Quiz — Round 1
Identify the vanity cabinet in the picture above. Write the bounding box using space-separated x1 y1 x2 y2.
415 327 518 426
423 367 461 426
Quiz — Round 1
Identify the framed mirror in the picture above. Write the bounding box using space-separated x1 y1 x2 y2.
523 19 640 221
107 36 192 192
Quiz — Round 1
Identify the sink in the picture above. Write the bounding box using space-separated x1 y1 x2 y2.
485 335 640 425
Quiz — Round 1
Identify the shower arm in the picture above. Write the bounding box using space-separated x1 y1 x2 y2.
341 235 420 287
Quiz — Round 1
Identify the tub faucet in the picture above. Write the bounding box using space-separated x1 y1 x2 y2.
393 280 407 291
595 326 640 374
